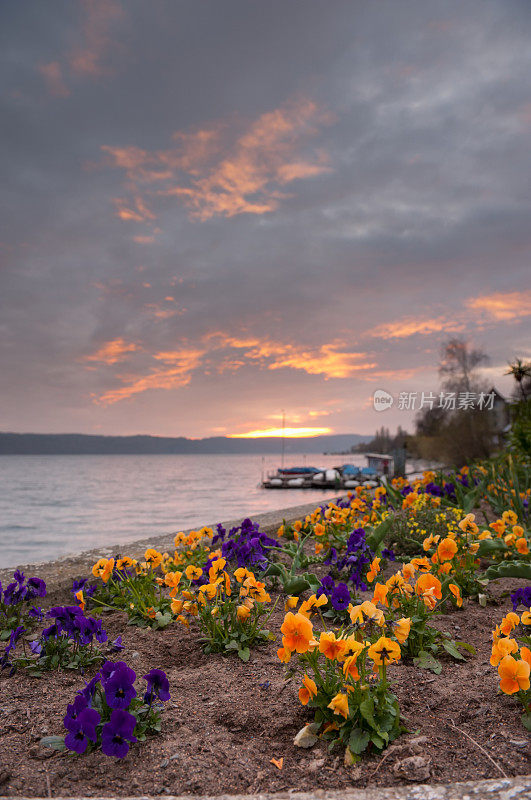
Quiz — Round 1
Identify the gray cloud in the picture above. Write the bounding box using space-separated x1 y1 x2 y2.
1 0 530 436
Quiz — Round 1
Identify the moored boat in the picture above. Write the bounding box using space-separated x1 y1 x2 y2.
261 458 385 489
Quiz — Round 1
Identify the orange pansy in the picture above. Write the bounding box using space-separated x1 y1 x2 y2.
437 537 458 562
415 573 442 600
319 631 348 661
500 612 520 635
393 618 411 643
368 636 401 666
498 655 530 695
372 582 389 607
328 692 349 719
449 583 463 607
516 538 529 555
298 674 318 705
280 612 315 654
490 636 518 666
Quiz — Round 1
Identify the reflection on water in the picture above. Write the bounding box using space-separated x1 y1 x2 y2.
0 453 367 568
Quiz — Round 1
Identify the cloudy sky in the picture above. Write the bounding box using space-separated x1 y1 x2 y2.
1 0 530 439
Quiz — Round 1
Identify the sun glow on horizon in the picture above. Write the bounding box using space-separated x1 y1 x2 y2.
228 426 333 439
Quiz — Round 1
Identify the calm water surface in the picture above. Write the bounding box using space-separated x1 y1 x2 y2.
0 453 366 568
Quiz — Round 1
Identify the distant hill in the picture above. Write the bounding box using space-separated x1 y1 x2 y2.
0 432 370 456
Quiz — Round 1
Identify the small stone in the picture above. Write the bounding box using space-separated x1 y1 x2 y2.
131 651 140 660
393 755 431 782
307 757 326 772
293 724 319 749
160 759 169 768
388 736 428 757
28 745 54 761
408 736 428 747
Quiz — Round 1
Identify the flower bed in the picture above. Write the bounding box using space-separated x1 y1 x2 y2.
0 458 529 797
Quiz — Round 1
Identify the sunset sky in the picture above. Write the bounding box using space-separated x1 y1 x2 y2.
1 0 530 439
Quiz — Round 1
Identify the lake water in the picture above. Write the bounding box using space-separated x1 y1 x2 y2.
0 453 367 569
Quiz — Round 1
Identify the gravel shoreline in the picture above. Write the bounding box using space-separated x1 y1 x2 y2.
0 494 343 592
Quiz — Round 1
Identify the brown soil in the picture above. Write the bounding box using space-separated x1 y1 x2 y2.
0 574 530 797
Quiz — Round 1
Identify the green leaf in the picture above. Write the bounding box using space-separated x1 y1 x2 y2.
377 711 397 732
40 736 66 752
237 646 250 662
359 697 376 728
521 712 531 731
441 640 465 660
226 640 239 650
477 539 508 558
264 564 283 578
454 640 476 655
303 573 322 593
283 577 310 595
484 561 531 581
413 651 442 674
348 727 370 754
370 732 386 749
366 516 393 551
154 611 173 629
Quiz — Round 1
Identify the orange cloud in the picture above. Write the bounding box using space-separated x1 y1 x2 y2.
113 195 155 222
266 343 376 378
466 291 531 321
96 347 205 404
89 334 377 405
84 338 139 365
368 316 464 339
208 333 375 378
143 303 183 319
102 98 334 221
69 0 124 77
38 62 70 98
39 0 124 95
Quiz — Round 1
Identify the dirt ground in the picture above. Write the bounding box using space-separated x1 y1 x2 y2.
0 572 530 798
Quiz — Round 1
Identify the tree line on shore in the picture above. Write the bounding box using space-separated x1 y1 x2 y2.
355 339 530 468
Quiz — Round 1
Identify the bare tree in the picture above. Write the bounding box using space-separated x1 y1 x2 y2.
439 337 489 393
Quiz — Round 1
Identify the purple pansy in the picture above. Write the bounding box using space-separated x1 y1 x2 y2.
330 582 351 611
102 662 137 709
64 707 101 755
143 668 170 703
101 709 138 758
